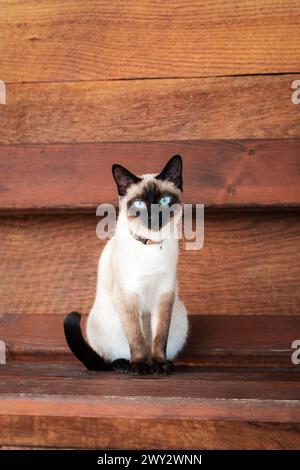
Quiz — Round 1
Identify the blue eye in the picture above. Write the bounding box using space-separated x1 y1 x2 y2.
159 196 171 206
133 200 146 209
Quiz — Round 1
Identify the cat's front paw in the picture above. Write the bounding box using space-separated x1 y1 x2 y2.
151 360 174 375
112 358 130 374
128 361 151 376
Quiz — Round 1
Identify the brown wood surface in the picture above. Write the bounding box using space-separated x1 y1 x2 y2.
0 446 68 450
0 212 299 316
1 75 299 145
0 140 300 211
1 0 299 82
1 364 300 449
1 1 299 451
1 414 299 450
2 314 299 367
3 363 300 382
2 365 300 403
1 314 299 367
2 375 300 419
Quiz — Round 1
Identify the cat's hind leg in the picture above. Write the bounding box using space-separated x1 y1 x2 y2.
166 298 188 362
87 303 151 375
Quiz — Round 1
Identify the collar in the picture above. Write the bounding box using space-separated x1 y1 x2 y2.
130 229 163 248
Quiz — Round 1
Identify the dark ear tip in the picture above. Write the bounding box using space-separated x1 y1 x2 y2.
171 154 182 166
112 164 125 179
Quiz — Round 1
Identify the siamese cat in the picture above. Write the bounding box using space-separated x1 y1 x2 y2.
64 155 188 375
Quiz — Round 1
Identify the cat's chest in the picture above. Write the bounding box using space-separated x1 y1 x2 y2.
126 246 166 279
139 273 164 310
119 241 177 293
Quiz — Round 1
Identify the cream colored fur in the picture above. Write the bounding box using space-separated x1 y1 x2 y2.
86 174 188 362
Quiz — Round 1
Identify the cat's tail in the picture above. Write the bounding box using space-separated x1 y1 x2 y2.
64 312 110 371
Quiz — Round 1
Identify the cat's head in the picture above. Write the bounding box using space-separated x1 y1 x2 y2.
112 155 183 242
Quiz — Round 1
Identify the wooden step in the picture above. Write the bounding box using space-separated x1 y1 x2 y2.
3 1 300 82
1 362 300 449
1 140 300 212
1 313 299 448
1 314 299 368
2 76 300 145
1 212 300 317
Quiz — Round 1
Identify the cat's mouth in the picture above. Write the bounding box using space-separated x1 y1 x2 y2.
128 213 181 244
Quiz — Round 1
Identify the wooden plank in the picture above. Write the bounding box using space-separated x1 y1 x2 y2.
1 314 299 367
1 1 299 82
1 413 299 449
1 389 300 423
0 374 300 449
2 363 300 382
1 75 299 144
1 365 300 448
0 446 65 450
1 366 300 401
0 212 299 316
0 140 300 211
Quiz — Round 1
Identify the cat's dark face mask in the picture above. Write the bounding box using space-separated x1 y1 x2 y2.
127 186 181 231
112 155 183 239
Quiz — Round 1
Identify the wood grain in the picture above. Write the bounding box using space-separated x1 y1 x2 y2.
0 0 299 82
0 364 300 448
1 414 299 450
1 75 299 144
2 314 299 367
0 212 299 316
1 368 300 414
0 140 300 211
3 363 300 383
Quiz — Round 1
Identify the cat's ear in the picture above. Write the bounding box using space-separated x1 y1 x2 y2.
156 155 183 191
112 164 141 196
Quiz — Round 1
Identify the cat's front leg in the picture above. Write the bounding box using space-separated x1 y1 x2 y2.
151 291 175 375
117 292 150 375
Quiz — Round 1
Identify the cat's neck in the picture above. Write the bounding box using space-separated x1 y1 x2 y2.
115 209 178 249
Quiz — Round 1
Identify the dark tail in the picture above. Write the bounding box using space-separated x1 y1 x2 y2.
64 312 110 371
